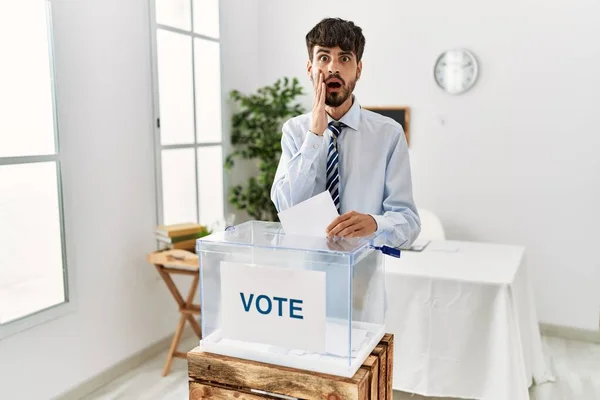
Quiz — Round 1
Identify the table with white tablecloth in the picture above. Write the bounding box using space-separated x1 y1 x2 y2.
384 240 555 400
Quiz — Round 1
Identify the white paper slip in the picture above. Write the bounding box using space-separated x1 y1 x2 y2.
277 191 339 237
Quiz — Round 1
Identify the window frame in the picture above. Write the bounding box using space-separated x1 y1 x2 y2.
0 0 74 340
148 0 227 229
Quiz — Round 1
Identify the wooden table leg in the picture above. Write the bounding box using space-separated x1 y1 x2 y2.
163 314 186 376
184 275 202 338
186 316 202 338
154 264 185 308
154 263 202 376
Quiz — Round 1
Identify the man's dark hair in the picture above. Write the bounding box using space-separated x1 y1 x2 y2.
305 18 366 62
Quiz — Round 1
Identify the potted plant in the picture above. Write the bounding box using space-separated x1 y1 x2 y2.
225 77 306 221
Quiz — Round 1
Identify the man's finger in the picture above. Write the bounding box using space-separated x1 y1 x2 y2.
327 212 354 232
315 73 320 99
320 82 325 105
329 217 359 237
347 227 365 238
328 221 349 237
342 218 370 238
328 221 348 237
338 224 360 237
316 72 321 93
314 72 320 97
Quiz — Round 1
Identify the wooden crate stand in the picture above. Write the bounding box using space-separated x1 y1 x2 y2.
188 333 394 400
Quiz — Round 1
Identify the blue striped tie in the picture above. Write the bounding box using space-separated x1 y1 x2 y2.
326 120 346 213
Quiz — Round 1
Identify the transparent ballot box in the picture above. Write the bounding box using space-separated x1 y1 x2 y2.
196 221 394 378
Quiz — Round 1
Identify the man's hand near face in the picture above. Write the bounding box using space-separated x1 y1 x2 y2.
326 211 377 238
311 71 328 135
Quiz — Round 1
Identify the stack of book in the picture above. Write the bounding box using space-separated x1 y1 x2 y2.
155 223 210 252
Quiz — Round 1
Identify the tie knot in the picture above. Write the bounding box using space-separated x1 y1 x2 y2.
328 120 346 138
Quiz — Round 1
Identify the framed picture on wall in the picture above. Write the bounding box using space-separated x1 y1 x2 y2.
363 106 411 146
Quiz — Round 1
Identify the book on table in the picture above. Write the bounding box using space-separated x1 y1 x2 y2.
155 223 210 251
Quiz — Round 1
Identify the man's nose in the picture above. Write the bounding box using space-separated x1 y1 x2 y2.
327 60 340 75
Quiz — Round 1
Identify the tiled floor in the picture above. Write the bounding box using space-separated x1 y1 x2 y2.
82 335 600 399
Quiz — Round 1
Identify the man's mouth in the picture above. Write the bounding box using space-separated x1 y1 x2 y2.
326 78 343 91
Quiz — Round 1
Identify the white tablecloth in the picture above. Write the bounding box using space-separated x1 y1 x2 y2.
384 240 555 399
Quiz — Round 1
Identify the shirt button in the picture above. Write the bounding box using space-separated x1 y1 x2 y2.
313 144 319 149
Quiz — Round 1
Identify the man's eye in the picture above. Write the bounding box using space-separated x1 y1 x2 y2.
342 56 350 62
319 55 328 62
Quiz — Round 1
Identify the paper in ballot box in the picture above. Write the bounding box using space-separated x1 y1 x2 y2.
196 220 393 378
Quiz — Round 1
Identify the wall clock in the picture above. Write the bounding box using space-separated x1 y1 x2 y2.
434 49 479 95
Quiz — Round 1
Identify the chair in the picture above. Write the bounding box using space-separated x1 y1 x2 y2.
416 209 445 240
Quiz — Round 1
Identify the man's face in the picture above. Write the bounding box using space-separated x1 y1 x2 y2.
308 46 362 107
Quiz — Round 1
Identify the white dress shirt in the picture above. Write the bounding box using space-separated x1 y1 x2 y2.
271 96 421 248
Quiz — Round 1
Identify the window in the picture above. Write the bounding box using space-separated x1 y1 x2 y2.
0 0 69 335
150 0 225 228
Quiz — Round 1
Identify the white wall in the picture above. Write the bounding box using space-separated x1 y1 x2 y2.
0 0 180 398
255 0 600 331
220 0 260 224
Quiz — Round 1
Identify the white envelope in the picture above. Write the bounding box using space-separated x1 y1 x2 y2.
277 191 339 237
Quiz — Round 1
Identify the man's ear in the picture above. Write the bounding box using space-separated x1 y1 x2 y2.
357 60 363 80
307 60 313 81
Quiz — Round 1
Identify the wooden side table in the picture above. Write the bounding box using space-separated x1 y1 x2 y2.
187 334 394 400
147 249 202 376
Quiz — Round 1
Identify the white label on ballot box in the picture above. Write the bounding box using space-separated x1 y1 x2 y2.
220 261 326 353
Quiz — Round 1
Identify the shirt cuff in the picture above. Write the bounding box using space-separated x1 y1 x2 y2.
370 213 394 236
299 131 325 156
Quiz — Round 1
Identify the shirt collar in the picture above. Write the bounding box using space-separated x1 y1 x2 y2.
327 95 361 131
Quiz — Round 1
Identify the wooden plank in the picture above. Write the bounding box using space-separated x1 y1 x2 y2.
186 314 202 338
357 371 369 400
162 314 186 376
185 274 199 304
154 265 185 307
188 304 202 313
188 348 370 400
380 334 394 400
147 249 198 270
189 381 280 399
165 268 198 276
372 345 387 400
180 308 201 315
359 355 379 399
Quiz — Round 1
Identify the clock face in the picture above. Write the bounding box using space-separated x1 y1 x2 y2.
434 49 479 95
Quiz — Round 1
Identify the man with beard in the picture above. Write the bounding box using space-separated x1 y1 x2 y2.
271 18 420 249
